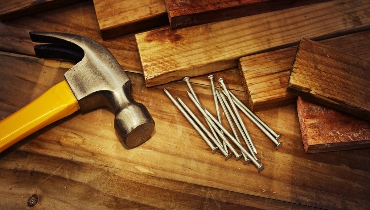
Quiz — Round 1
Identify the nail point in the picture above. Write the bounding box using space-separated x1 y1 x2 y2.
276 141 282 150
258 164 265 173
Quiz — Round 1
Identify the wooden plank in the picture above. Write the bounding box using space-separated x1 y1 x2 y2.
239 30 370 111
288 39 370 121
0 0 85 20
93 0 168 39
297 97 370 153
1 50 370 209
0 1 143 74
136 0 370 87
166 0 328 29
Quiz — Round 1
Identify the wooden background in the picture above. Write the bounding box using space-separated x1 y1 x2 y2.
0 1 370 209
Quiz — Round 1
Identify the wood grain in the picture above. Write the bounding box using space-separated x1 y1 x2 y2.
297 97 370 153
136 0 370 87
0 0 85 20
93 0 168 39
239 30 370 111
0 1 143 74
288 39 370 121
1 50 370 209
166 0 328 29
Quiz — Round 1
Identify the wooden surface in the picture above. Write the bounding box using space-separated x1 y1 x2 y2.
297 97 370 153
1 1 370 209
93 0 168 39
136 0 370 87
0 1 143 74
239 30 370 111
0 0 85 20
288 39 370 122
166 0 328 29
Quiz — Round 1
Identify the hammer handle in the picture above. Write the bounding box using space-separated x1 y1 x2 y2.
0 80 79 153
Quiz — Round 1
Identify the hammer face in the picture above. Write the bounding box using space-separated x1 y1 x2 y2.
115 102 155 149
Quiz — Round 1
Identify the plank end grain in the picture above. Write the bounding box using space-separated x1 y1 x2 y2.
239 47 298 111
297 97 370 153
93 0 168 39
165 0 330 30
288 39 370 122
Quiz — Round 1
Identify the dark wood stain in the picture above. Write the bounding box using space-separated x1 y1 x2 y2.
144 28 183 43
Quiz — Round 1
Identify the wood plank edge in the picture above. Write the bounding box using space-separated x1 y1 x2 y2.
101 13 169 40
142 58 238 87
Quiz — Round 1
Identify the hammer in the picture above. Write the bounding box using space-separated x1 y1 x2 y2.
0 32 155 152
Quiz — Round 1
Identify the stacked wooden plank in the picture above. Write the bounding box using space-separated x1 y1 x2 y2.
165 0 328 29
297 97 370 153
92 0 168 39
239 30 370 111
135 0 370 87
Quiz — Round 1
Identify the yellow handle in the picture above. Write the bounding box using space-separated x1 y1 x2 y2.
0 80 79 153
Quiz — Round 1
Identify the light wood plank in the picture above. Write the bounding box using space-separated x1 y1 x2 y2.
165 0 328 29
288 39 370 121
0 0 85 20
297 97 370 153
136 0 370 87
239 30 370 111
92 0 168 39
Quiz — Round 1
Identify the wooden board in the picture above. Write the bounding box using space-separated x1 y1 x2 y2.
288 39 370 121
136 0 370 87
0 0 85 20
165 0 328 29
239 30 370 111
297 97 370 153
1 50 370 209
0 1 143 74
93 0 168 39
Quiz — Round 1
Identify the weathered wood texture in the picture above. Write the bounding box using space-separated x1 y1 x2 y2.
0 0 85 20
136 0 370 87
297 97 370 153
93 0 168 39
288 39 370 121
165 0 328 29
0 1 143 74
239 30 370 111
1 50 370 209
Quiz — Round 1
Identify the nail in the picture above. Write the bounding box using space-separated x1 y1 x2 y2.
164 88 218 153
218 78 258 155
182 78 227 153
183 77 200 103
208 75 222 123
215 90 245 160
188 91 264 172
204 108 264 172
227 90 282 149
216 90 252 163
176 97 231 160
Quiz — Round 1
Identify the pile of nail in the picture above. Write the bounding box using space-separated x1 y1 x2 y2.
164 75 282 173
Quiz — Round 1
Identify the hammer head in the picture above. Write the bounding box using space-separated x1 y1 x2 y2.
30 32 155 149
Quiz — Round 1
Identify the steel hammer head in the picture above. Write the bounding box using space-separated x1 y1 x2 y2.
30 32 155 149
